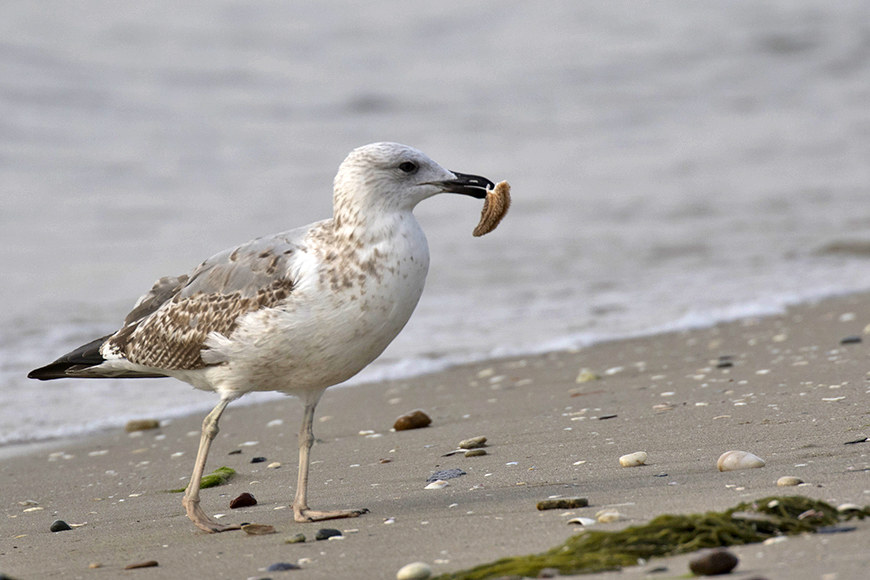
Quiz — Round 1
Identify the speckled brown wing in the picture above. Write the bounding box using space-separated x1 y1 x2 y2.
103 229 309 371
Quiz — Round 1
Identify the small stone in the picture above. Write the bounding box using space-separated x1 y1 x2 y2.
251 456 267 463
427 468 465 482
575 369 600 383
464 449 487 457
536 497 589 510
267 462 282 469
267 562 301 571
716 360 733 368
394 410 432 431
717 450 765 471
125 419 160 433
88 562 102 569
619 451 648 467
315 528 342 541
776 476 803 487
596 509 623 523
124 560 159 570
841 335 862 344
688 548 738 576
50 520 72 532
424 480 449 490
228 449 242 455
241 523 276 535
536 569 559 579
458 436 487 449
284 533 306 544
396 561 432 580
230 492 257 509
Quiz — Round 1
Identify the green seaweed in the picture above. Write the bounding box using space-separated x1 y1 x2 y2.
168 466 236 493
434 496 870 580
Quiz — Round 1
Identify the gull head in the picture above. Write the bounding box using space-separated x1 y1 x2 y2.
333 142 494 216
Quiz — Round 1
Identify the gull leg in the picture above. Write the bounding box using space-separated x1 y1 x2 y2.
293 397 369 522
182 398 240 532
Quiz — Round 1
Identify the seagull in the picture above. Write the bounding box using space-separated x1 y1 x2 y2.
28 142 497 532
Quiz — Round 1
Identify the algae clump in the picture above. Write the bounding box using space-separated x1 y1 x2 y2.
433 496 869 580
169 466 236 493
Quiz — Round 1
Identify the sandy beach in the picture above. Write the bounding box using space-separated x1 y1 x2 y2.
3 292 870 580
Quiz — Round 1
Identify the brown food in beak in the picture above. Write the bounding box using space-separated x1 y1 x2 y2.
473 181 511 237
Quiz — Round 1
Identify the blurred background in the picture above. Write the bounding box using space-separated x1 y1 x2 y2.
2 0 870 446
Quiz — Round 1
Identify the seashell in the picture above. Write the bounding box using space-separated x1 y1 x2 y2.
567 517 597 526
619 451 648 467
241 523 276 535
776 476 803 487
595 509 623 523
396 561 433 580
716 450 765 472
837 503 862 514
424 480 449 490
473 181 511 237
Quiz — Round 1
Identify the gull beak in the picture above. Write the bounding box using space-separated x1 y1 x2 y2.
428 171 494 199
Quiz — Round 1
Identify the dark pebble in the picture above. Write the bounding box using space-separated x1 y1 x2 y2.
688 548 738 576
598 414 617 420
393 409 432 431
230 492 257 509
315 528 342 541
817 525 857 534
124 560 159 570
716 360 733 368
267 562 301 571
427 468 466 482
536 497 589 510
844 436 868 445
841 335 862 344
228 449 242 455
251 456 267 463
647 566 668 573
49 520 72 532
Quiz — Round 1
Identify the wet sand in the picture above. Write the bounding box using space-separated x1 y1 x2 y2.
2 293 870 580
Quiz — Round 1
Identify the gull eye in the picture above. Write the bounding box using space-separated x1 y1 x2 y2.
398 161 418 174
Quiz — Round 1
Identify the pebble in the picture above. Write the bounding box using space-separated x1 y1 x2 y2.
49 520 72 532
315 528 342 541
536 497 589 510
464 449 487 457
393 410 432 431
230 492 258 509
396 561 432 580
88 562 102 569
251 456 267 463
284 533 306 544
124 561 159 570
717 450 765 471
536 569 559 579
242 524 276 535
688 548 738 576
428 468 465 482
125 419 160 433
425 480 449 490
267 462 282 469
776 476 803 487
267 562 301 571
595 509 623 523
619 451 648 467
228 449 243 455
841 335 862 344
575 369 601 383
458 436 487 449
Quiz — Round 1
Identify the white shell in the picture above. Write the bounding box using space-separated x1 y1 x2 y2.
567 517 597 526
396 561 432 580
424 480 449 490
776 476 803 486
619 452 648 467
717 450 765 472
837 503 862 513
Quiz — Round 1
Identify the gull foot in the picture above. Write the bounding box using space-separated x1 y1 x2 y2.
183 497 242 533
293 507 369 523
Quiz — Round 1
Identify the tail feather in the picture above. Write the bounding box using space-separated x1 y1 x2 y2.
28 334 163 380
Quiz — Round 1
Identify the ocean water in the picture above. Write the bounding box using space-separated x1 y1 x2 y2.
2 0 870 447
